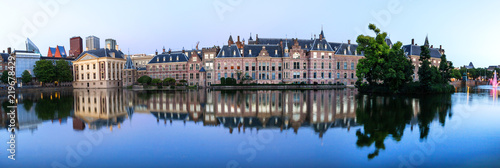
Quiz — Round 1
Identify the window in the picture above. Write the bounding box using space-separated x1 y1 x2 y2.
93 64 96 69
245 63 249 71
313 72 317 78
337 62 340 69
87 64 89 70
252 73 256 79
344 62 347 69
314 63 316 69
337 73 340 78
351 73 354 78
344 73 347 78
193 56 197 62
272 73 275 80
278 63 282 71
218 73 221 80
321 63 324 69
303 63 307 69
329 73 332 78
313 52 317 58
321 73 324 79
303 72 307 79
252 63 256 71
272 63 275 71
351 62 355 70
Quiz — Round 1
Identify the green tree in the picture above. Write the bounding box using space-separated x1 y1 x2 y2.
438 54 453 84
417 45 433 91
220 77 226 85
356 24 414 92
382 42 414 91
1 71 9 84
356 24 388 85
33 59 56 84
179 79 187 85
163 78 176 85
21 70 32 84
137 75 152 85
55 59 73 82
151 78 162 85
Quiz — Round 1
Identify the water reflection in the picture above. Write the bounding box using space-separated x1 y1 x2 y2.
0 88 460 160
354 94 452 159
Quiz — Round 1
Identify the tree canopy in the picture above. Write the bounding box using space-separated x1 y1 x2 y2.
33 59 56 84
21 70 32 84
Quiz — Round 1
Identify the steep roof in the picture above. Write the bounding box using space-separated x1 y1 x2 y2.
252 38 313 50
402 45 442 58
311 39 334 51
148 52 189 64
332 42 364 56
77 48 125 60
124 55 135 69
0 53 9 63
217 45 241 58
242 44 283 57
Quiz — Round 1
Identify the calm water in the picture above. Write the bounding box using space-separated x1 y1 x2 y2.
1 87 499 168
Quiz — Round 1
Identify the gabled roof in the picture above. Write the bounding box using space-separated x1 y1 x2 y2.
332 42 363 56
76 48 125 60
0 53 9 63
217 45 241 58
311 39 334 51
58 46 67 57
199 67 206 72
402 45 442 58
148 52 189 64
124 55 135 69
242 44 283 57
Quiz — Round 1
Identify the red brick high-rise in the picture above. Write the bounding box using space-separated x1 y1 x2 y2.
69 36 82 58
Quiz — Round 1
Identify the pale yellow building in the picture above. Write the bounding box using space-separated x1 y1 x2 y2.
73 49 126 88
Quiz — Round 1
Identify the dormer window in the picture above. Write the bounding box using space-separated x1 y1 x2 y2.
317 44 320 48
275 50 278 55
233 50 236 56
324 44 327 49
193 56 197 62
163 57 165 62
170 57 172 61
222 51 225 56
176 56 179 61
249 50 252 55
157 58 159 62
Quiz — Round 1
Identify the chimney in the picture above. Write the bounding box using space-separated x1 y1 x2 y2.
168 49 171 54
431 45 433 48
411 39 414 45
2 50 4 53
163 48 166 53
256 34 258 40
155 50 158 55
348 40 351 44
237 36 240 42
440 45 442 50
7 47 11 54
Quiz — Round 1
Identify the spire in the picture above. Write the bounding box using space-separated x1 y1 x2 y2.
249 33 253 41
424 35 429 47
320 25 325 40
285 35 289 50
228 35 234 46
124 55 135 69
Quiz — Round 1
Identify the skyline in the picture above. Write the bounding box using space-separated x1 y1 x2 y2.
1 0 499 67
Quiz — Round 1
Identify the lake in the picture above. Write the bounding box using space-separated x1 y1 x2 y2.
1 87 499 167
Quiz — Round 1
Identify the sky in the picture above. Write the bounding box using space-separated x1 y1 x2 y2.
0 0 499 67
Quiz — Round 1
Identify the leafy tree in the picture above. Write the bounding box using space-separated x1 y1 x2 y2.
356 24 414 92
438 54 453 84
137 75 152 85
21 70 32 84
356 24 388 85
151 78 162 85
55 59 73 82
1 71 9 84
417 45 433 91
179 79 187 85
163 78 176 85
220 77 226 85
33 59 56 84
382 42 414 91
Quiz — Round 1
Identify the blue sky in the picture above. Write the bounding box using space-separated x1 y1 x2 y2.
1 0 499 67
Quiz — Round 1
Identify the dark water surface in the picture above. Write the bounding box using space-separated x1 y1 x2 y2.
1 87 499 168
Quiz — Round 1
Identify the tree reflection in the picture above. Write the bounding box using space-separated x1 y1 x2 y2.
355 95 413 159
35 94 73 120
355 93 452 159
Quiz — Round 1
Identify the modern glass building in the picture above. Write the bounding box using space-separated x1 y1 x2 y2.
14 50 41 79
26 38 41 54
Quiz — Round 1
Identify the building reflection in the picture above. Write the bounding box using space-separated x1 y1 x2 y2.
141 89 359 138
73 89 128 131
